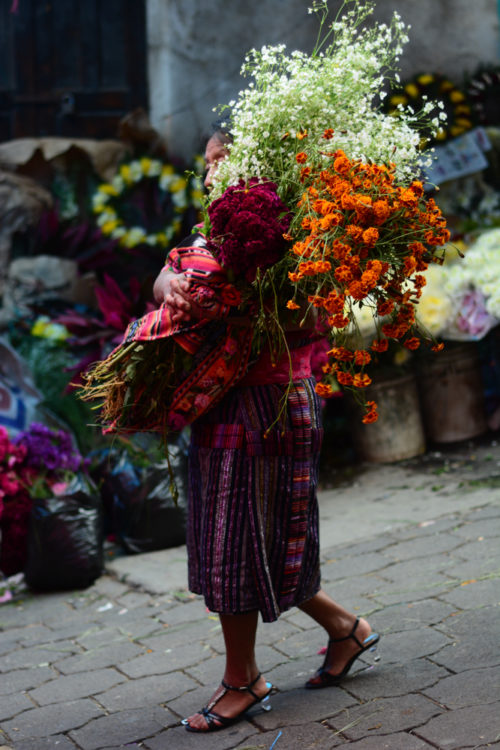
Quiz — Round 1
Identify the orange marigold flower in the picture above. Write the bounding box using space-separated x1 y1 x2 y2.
366 259 383 275
353 373 372 388
346 224 363 242
341 193 358 211
282 233 293 242
323 290 345 314
412 274 427 289
347 280 367 300
286 300 300 310
323 128 335 139
296 152 308 164
398 187 419 206
319 213 343 231
408 241 426 257
288 272 301 283
360 270 378 290
432 342 445 352
315 382 334 398
362 227 379 247
373 199 392 224
404 337 421 350
336 371 354 386
381 323 399 338
307 294 326 307
331 240 352 261
296 129 308 140
362 410 378 424
403 255 418 275
300 166 311 182
328 346 354 361
334 265 353 283
410 180 424 197
312 199 332 214
334 155 351 174
354 350 372 366
330 314 350 329
377 299 395 316
371 338 389 353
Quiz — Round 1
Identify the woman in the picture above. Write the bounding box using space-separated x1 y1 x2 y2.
153 128 380 733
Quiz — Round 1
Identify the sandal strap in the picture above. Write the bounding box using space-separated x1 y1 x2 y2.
200 706 233 729
205 684 228 712
328 617 364 649
221 672 262 701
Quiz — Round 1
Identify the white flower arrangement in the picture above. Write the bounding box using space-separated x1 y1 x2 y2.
210 0 442 203
443 229 500 324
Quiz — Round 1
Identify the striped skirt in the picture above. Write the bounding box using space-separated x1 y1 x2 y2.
187 377 323 622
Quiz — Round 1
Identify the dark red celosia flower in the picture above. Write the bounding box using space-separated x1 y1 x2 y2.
207 178 291 282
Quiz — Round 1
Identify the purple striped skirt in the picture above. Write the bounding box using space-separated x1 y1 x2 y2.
187 377 323 622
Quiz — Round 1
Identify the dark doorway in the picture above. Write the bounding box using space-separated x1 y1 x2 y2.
0 0 148 141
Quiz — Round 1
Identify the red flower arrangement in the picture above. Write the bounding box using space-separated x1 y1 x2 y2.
207 178 291 282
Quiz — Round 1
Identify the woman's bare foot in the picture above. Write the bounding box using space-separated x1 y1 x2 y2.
183 674 270 731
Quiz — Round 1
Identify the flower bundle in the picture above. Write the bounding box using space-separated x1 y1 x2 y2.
81 0 452 432
281 145 449 420
206 178 291 283
210 0 444 203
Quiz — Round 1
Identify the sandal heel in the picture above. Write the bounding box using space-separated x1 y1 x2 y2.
355 642 380 675
247 693 272 716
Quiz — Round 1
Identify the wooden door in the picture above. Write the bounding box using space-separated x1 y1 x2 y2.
0 0 148 141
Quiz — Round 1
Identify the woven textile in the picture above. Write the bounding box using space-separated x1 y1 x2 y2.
187 377 323 622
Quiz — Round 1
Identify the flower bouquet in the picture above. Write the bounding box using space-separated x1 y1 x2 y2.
81 180 290 433
81 0 451 430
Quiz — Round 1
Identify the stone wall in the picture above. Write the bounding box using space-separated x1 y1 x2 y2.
146 0 499 160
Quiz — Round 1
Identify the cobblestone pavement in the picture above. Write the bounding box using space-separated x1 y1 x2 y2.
1 444 500 749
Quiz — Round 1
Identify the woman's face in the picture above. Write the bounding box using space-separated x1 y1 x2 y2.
204 135 228 188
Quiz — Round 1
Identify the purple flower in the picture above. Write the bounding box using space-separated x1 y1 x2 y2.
14 423 84 475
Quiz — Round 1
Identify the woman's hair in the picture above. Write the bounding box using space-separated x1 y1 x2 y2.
210 118 233 145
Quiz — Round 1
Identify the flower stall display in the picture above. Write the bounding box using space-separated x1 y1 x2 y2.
440 228 500 339
81 0 450 430
0 427 33 576
0 422 98 585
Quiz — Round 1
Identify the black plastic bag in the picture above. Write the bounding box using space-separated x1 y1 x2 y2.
24 474 104 591
109 438 188 554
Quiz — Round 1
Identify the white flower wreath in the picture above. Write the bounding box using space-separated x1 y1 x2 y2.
92 157 190 248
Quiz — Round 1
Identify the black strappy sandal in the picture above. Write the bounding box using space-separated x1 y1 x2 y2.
305 617 380 689
182 672 272 732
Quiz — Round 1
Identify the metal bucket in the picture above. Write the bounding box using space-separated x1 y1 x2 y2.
418 343 488 443
350 372 426 462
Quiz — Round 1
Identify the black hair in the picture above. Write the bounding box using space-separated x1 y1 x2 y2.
210 117 233 144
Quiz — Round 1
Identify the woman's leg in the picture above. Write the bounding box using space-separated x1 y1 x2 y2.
184 610 270 731
299 588 376 679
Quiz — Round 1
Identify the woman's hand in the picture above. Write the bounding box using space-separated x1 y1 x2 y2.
153 270 193 324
